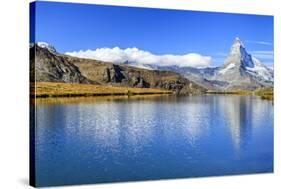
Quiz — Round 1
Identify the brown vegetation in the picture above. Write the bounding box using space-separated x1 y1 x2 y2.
254 88 273 100
31 82 172 98
206 88 274 101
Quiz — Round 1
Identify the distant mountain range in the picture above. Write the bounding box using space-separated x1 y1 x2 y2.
30 37 273 93
119 38 274 90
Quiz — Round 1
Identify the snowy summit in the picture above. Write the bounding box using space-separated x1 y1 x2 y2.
37 42 57 53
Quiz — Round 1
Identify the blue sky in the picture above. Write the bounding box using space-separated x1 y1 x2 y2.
31 1 274 67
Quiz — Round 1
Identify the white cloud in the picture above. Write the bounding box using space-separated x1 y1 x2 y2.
245 40 272 46
249 50 274 60
65 47 212 68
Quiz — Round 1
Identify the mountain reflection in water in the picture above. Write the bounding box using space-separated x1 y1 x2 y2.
34 95 273 187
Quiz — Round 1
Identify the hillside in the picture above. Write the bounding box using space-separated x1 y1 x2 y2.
30 44 93 84
31 44 207 95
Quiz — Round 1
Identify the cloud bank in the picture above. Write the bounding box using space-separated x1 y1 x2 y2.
66 47 212 68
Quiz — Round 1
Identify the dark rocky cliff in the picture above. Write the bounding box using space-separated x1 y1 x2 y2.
30 45 93 84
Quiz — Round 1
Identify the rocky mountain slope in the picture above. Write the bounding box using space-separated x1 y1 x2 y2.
31 43 206 95
30 44 92 84
64 55 205 94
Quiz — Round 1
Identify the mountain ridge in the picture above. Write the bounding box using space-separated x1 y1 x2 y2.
31 43 206 95
32 37 273 91
129 37 273 90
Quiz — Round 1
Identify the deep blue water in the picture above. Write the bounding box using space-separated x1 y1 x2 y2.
35 95 273 187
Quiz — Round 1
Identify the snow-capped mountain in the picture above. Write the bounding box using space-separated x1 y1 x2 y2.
153 37 273 90
212 37 273 89
36 42 57 54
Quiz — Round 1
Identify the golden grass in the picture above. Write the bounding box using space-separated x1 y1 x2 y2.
206 90 252 95
254 88 273 100
207 88 274 101
31 82 172 98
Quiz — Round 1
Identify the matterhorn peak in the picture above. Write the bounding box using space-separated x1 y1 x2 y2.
234 37 243 44
229 37 246 55
36 42 57 53
222 37 254 69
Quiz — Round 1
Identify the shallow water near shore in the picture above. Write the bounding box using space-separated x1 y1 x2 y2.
34 95 273 187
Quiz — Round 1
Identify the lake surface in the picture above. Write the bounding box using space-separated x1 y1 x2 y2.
34 95 273 187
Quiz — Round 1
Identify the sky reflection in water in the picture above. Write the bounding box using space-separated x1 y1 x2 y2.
35 95 273 187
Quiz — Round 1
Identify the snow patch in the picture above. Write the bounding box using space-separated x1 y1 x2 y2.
218 63 236 75
37 42 57 53
245 57 273 81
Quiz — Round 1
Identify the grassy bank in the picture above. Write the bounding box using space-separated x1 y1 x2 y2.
254 88 273 100
31 82 273 100
206 90 252 95
31 82 172 98
206 88 273 100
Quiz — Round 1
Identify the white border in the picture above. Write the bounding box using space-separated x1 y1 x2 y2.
0 0 280 188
